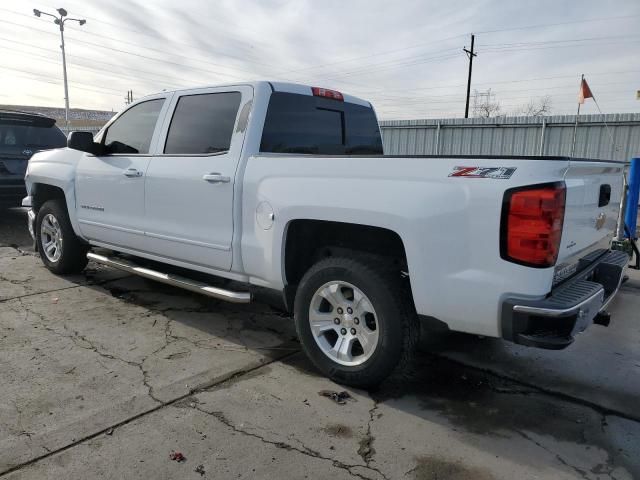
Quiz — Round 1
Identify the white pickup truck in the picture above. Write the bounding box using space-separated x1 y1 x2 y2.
23 81 629 387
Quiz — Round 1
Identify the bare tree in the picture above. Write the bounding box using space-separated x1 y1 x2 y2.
472 89 502 118
512 95 552 117
474 100 502 118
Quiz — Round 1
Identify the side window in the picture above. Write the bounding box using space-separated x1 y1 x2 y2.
164 92 241 154
104 99 164 154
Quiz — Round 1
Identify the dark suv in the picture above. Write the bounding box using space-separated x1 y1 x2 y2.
0 110 67 207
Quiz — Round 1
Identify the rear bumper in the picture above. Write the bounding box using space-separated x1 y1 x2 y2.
501 249 628 349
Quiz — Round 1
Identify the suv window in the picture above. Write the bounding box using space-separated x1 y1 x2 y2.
0 124 66 151
104 99 164 154
260 92 383 155
164 92 241 154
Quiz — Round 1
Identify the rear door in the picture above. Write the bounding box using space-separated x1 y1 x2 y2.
555 160 625 280
75 96 170 251
143 86 252 270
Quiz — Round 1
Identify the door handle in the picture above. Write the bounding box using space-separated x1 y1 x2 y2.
123 168 143 177
202 173 230 183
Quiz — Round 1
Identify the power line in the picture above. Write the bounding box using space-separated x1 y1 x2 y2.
372 80 636 102
8 6 640 84
0 18 256 80
4 10 637 99
480 40 640 54
284 14 640 77
0 66 123 96
0 7 269 69
475 13 640 35
4 47 179 92
320 51 461 80
280 34 468 76
359 70 640 97
2 6 639 116
479 33 640 48
0 37 190 88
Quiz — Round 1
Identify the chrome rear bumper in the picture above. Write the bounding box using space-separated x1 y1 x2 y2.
502 250 629 349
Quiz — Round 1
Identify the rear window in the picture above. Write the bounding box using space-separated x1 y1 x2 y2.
260 92 382 155
0 124 66 150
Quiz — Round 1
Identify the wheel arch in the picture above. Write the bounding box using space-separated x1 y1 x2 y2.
31 183 66 212
30 181 83 238
281 219 410 311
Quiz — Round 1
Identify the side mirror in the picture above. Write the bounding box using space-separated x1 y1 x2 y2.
67 131 100 154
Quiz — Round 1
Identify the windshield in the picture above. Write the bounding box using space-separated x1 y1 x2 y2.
0 123 66 152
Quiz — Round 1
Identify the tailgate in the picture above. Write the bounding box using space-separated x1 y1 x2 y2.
554 160 625 283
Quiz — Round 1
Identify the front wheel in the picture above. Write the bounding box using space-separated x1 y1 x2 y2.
294 256 418 388
36 200 88 274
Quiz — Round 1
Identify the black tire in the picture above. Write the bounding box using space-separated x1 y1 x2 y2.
294 256 418 388
36 199 88 274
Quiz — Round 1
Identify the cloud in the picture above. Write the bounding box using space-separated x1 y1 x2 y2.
1 0 639 118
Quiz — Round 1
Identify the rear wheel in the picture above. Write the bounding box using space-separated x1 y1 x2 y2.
36 200 88 274
294 256 418 388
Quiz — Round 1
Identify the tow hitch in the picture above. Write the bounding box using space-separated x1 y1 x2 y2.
593 310 611 327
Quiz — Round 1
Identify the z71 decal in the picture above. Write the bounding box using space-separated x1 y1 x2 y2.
449 166 517 179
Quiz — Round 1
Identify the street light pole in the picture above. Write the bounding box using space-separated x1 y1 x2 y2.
33 7 86 132
59 20 70 130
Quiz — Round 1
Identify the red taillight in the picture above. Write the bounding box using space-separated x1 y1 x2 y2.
311 87 344 101
501 183 566 268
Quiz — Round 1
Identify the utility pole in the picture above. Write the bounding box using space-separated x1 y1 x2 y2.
124 90 133 105
463 34 477 119
33 7 86 132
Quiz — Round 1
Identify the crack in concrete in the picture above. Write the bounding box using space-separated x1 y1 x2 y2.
358 400 379 466
8 273 295 413
0 274 132 304
0 352 298 478
194 406 389 480
126 300 293 355
515 429 616 480
0 274 34 287
434 354 640 423
0 245 35 256
16 297 164 404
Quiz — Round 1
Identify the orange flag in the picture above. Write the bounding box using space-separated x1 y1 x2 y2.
578 78 593 104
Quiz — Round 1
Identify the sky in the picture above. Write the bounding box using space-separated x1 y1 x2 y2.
1 0 639 119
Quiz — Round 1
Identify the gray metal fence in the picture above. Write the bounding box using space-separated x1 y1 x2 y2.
380 113 640 161
60 126 102 136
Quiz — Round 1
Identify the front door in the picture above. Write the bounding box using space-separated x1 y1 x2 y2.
143 86 252 271
75 97 169 251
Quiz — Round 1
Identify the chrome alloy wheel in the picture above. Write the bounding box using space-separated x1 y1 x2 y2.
40 213 63 263
308 281 380 366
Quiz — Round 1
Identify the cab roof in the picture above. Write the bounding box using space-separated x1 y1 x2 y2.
157 81 372 108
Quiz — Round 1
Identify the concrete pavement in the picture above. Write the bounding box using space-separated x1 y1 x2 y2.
1 209 639 479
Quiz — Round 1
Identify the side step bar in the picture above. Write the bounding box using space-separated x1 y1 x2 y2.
87 252 252 304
